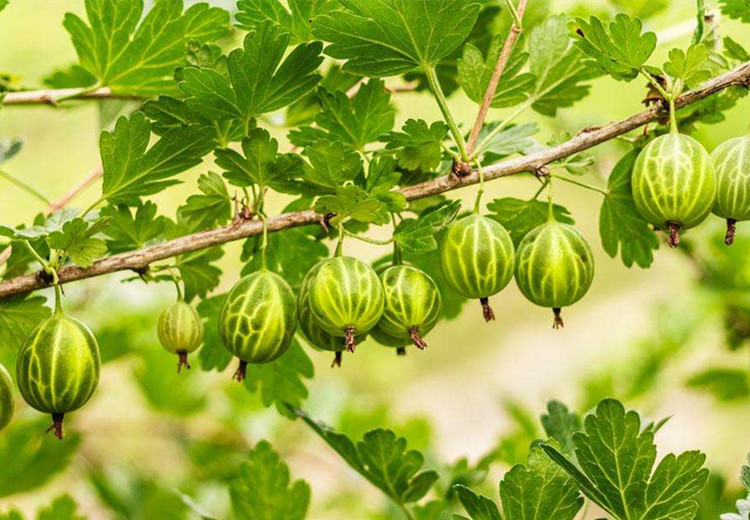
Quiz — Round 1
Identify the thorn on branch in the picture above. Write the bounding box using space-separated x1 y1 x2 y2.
534 165 550 180
131 265 150 281
37 270 55 285
321 212 336 232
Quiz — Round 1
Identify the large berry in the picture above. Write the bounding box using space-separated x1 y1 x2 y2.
439 213 514 321
219 271 297 381
158 301 204 372
0 363 13 432
378 265 442 349
711 135 750 244
308 256 384 352
632 133 716 247
16 313 101 439
514 222 594 328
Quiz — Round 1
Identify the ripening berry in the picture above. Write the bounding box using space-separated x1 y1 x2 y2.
16 313 101 439
439 214 514 322
219 271 297 382
158 301 204 372
377 265 441 350
307 256 384 353
514 221 594 328
631 133 716 247
0 363 13 432
711 136 750 245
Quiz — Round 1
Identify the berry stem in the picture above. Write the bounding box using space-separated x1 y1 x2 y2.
480 297 496 322
259 214 269 271
551 173 608 196
46 413 65 440
409 326 428 349
473 158 486 213
725 219 738 245
667 222 681 248
344 326 357 352
552 307 564 329
668 95 679 135
177 351 191 373
233 360 248 382
335 224 344 257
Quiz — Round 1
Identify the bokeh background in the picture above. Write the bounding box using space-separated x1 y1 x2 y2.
1 1 750 518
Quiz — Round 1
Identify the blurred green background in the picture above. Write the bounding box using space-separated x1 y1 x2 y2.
1 1 750 518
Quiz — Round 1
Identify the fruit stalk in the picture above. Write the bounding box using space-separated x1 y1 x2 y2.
725 219 738 245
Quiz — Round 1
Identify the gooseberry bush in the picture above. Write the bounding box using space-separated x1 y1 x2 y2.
1 0 750 518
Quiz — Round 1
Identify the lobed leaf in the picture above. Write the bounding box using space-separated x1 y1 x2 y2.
720 0 750 22
179 172 232 231
540 400 581 461
196 293 232 372
230 440 310 520
313 0 482 77
664 44 712 90
315 185 388 226
235 0 334 45
394 200 460 254
571 14 656 81
175 247 224 302
0 296 51 351
100 202 168 254
380 119 448 172
302 140 363 190
599 150 659 268
63 0 229 95
487 197 573 247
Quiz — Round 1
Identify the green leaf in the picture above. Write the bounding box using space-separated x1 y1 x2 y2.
293 409 439 505
175 247 223 302
394 200 461 254
0 1 7 14
0 138 22 164
196 293 232 372
380 119 449 172
215 129 303 191
230 440 310 520
0 295 51 351
63 0 229 95
720 0 750 22
313 0 482 76
686 368 750 402
10 208 78 240
487 197 573 247
100 202 168 254
545 399 709 520
599 150 659 268
179 172 232 231
500 445 583 520
235 0 333 44
241 228 328 288
571 14 657 81
47 217 109 268
0 418 80 498
100 113 215 205
453 485 501 520
289 79 395 151
314 185 387 225
458 34 535 109
724 36 750 62
541 400 581 460
302 140 363 190
664 44 712 90
244 337 314 417
37 495 85 520
528 15 599 116
180 26 323 121
480 122 539 163
742 453 750 491
43 64 98 89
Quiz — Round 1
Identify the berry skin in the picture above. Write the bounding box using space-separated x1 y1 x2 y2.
158 301 204 372
0 363 13 432
711 136 750 245
307 256 384 352
631 133 716 247
439 213 514 321
16 314 101 439
369 324 410 356
378 265 442 349
514 221 594 328
219 271 297 381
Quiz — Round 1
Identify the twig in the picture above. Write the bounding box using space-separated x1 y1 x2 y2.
1 60 749 300
2 87 137 106
466 0 528 157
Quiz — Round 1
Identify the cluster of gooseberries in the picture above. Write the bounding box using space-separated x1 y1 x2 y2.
2 123 748 440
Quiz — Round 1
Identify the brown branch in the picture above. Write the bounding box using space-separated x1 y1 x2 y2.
1 61 749 300
466 0 529 157
2 87 137 106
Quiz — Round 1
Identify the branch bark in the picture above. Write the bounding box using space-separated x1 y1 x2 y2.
1 61 748 300
466 0 529 157
2 87 136 106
